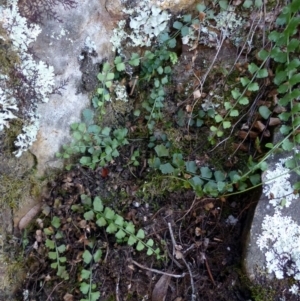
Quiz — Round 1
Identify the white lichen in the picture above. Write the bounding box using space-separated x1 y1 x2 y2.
257 210 300 280
182 6 244 49
289 284 300 295
262 156 299 208
0 0 55 157
114 82 128 102
110 0 170 52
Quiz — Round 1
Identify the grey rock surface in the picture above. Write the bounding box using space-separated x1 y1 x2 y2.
28 0 115 175
243 130 300 285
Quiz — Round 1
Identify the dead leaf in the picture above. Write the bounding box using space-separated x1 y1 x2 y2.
204 202 214 211
199 11 206 22
152 274 171 301
186 104 192 112
175 250 183 259
18 204 42 230
193 89 201 99
35 229 42 242
195 227 203 236
233 0 242 5
253 120 265 132
269 117 281 126
63 293 74 301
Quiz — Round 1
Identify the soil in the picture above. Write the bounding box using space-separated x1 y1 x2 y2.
14 161 259 301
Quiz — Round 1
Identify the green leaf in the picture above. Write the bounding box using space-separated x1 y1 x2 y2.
80 282 90 295
254 0 263 7
274 70 287 85
106 222 118 233
270 47 287 63
200 167 212 179
214 170 225 182
114 215 124 226
125 223 135 234
129 53 140 66
146 239 154 247
250 174 261 185
102 62 110 72
172 153 184 167
181 26 190 37
115 229 126 239
96 217 107 227
91 291 100 301
116 63 125 71
154 144 169 157
287 38 300 52
59 257 67 263
240 77 250 86
231 89 241 99
97 73 104 81
147 248 154 256
185 161 197 173
57 244 66 253
214 114 223 123
217 181 226 192
51 216 61 229
128 235 137 245
259 106 272 119
248 82 259 91
280 125 292 135
80 156 92 166
248 63 259 74
167 38 176 48
50 262 58 269
243 0 252 8
104 207 115 220
219 0 228 9
239 96 249 105
173 21 183 29
224 102 232 110
157 66 163 74
93 249 102 262
164 66 172 74
265 143 274 148
160 163 174 174
257 68 268 78
230 110 239 117
136 229 145 239
282 139 293 151
222 121 231 129
136 241 145 251
183 14 192 22
196 3 206 11
93 197 103 212
49 252 57 260
81 269 91 280
83 250 92 264
84 210 95 221
45 239 55 249
106 73 114 81
73 131 82 140
258 49 269 60
285 158 296 169
289 73 300 86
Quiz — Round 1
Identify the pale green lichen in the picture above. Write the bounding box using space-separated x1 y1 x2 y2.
110 0 170 52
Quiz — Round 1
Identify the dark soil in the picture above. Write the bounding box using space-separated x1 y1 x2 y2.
17 163 258 301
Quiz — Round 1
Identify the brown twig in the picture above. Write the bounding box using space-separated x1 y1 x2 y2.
167 222 197 301
45 280 64 301
205 257 216 286
131 260 186 278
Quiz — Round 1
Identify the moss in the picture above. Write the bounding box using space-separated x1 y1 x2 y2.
0 24 21 78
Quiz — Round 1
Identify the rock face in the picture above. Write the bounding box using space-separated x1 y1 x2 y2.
26 0 115 175
243 131 300 293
